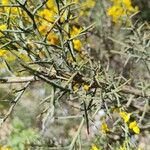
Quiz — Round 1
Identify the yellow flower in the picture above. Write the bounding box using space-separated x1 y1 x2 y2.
47 33 59 45
119 146 126 150
83 83 90 91
129 121 140 134
118 142 127 150
101 122 109 133
72 83 80 92
0 24 7 37
70 26 82 37
0 50 7 57
0 146 12 150
122 0 138 12
8 7 19 16
119 111 131 123
1 0 9 5
73 39 82 52
46 0 57 11
107 0 138 24
123 0 132 8
1 0 10 13
38 25 49 35
38 9 56 23
107 5 124 23
90 145 99 150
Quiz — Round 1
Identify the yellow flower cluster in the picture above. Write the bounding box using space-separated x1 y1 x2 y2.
72 83 80 92
119 146 126 150
37 0 95 50
120 111 131 123
0 0 25 18
0 24 8 57
90 145 101 150
118 143 142 150
101 122 110 133
107 0 138 23
37 0 59 45
0 24 7 37
0 0 95 61
73 39 82 52
83 83 90 91
70 26 82 37
0 146 12 150
0 0 95 69
119 111 140 134
70 26 83 52
99 110 140 137
129 121 140 134
72 82 90 93
0 50 7 57
1 0 8 5
38 9 56 23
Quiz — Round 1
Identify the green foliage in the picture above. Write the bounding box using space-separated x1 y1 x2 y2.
8 118 39 150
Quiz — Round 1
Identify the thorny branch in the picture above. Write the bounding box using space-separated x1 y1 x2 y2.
0 75 150 97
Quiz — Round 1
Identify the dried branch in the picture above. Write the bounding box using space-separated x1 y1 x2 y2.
0 75 150 97
0 82 30 125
